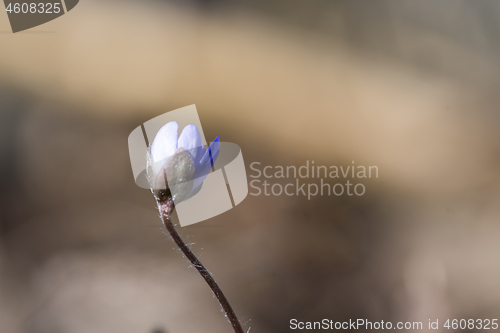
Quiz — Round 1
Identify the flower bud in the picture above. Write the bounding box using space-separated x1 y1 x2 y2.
146 121 220 204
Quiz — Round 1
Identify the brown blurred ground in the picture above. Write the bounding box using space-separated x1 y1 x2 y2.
1 1 500 332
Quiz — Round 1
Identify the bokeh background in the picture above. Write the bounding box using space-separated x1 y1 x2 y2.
1 1 500 332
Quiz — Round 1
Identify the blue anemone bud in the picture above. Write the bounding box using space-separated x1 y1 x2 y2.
147 121 220 203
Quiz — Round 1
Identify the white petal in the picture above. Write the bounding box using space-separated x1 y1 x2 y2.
178 124 204 162
150 121 178 174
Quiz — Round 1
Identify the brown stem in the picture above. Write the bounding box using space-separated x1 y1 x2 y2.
158 198 244 333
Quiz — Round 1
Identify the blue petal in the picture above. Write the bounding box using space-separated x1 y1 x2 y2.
208 136 220 168
199 136 220 167
193 137 220 190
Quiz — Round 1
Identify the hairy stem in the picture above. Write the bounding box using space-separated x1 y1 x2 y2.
158 198 244 333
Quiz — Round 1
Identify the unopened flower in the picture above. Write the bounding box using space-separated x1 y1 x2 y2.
147 121 220 203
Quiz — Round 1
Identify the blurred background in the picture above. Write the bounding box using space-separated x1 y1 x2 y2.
1 0 500 332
